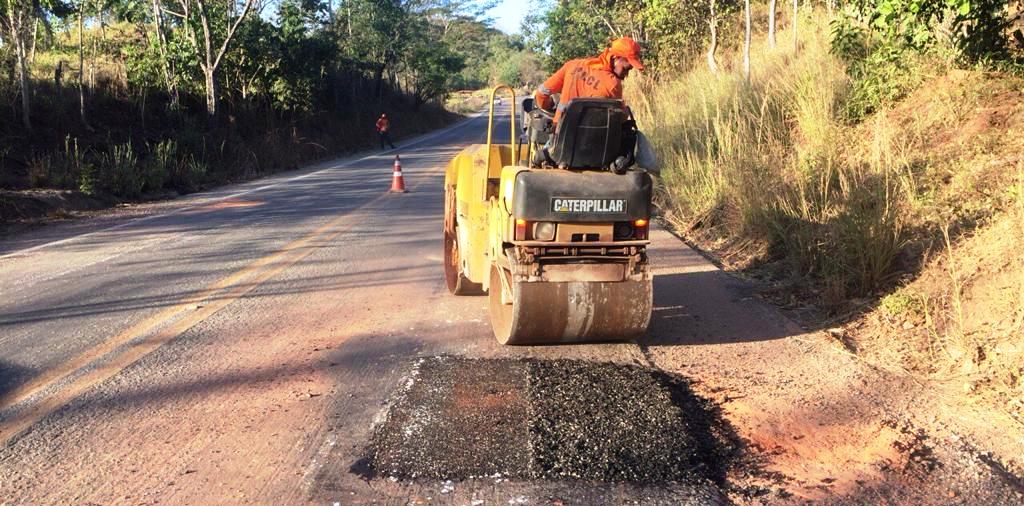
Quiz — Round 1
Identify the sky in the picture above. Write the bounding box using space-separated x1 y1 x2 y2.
488 0 525 34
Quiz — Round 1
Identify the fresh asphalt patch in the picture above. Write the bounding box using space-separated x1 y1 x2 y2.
353 356 740 486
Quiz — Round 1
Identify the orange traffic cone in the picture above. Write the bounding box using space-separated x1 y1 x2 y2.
390 155 408 193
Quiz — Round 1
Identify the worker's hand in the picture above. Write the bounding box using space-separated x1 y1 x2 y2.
611 156 631 175
532 107 555 121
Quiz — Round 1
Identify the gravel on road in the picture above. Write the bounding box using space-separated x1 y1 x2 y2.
358 356 740 489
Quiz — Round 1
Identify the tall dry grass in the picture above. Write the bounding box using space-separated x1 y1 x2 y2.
628 5 1024 421
629 9 916 304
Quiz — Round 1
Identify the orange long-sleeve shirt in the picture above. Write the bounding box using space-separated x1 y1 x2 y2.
534 49 623 124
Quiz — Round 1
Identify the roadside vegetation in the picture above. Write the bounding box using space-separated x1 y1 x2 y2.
646 2 1022 424
531 0 1023 424
0 0 540 221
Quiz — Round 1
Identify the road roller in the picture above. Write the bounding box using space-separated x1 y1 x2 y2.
443 85 655 345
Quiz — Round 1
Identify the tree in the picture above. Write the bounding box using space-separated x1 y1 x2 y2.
2 0 38 129
404 32 463 108
434 4 504 88
150 0 179 106
523 0 607 71
78 0 92 129
832 0 1016 63
266 0 332 112
336 0 408 101
525 0 727 74
2 0 71 129
171 0 258 117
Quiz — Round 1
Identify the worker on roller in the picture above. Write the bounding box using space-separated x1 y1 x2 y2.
533 36 645 125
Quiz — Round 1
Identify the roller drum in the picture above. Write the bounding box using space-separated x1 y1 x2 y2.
490 267 652 345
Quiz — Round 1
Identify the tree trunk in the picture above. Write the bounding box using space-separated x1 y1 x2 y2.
743 0 751 80
768 0 777 47
200 8 217 118
140 87 147 129
204 66 217 117
55 60 63 96
151 0 178 106
95 0 106 41
373 63 386 102
13 20 32 130
707 0 718 73
89 3 97 90
792 0 799 54
191 0 257 117
29 18 38 64
79 4 92 130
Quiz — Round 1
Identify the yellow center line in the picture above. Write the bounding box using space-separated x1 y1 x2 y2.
0 192 387 444
0 203 366 412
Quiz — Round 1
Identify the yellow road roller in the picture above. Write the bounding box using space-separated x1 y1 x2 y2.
443 85 654 344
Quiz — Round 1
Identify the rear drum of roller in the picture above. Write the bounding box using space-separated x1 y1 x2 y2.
489 266 652 345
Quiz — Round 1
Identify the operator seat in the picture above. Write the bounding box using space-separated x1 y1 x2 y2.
548 98 626 169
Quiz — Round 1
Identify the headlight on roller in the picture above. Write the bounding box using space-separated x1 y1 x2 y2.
532 221 555 241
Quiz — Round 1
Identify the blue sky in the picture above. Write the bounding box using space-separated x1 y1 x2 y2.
488 0 525 34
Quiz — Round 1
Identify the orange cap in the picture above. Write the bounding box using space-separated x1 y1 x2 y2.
609 37 644 71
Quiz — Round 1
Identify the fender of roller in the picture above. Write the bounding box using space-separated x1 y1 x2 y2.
490 271 653 345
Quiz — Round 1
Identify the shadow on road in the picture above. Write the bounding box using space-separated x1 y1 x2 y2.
0 360 32 400
641 270 803 347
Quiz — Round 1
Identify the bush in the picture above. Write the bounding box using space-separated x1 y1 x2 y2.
145 140 178 192
830 0 1016 63
830 1 1017 120
879 290 923 319
833 174 906 293
184 156 208 191
842 45 934 121
78 162 98 196
96 143 143 198
28 154 55 188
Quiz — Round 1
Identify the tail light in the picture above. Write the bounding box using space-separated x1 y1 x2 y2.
633 219 649 240
515 218 528 241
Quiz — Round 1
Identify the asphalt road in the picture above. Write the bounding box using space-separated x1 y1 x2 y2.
0 104 802 505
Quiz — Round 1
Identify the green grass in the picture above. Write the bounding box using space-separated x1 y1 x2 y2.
879 290 923 319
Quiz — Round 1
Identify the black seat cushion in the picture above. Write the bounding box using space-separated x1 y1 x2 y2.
549 98 626 169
